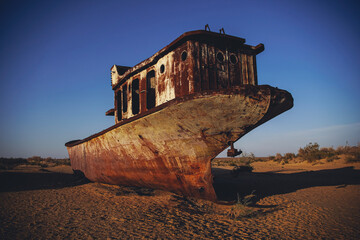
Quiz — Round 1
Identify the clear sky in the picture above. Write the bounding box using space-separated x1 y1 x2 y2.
0 0 359 158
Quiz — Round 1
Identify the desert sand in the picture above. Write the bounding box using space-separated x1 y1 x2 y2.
1 159 360 239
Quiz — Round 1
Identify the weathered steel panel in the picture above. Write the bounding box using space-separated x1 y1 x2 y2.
215 47 228 89
241 53 249 85
179 43 190 97
140 72 147 114
66 30 292 201
67 85 293 201
229 50 241 86
200 42 209 91
192 41 202 93
208 45 217 90
247 55 254 85
253 55 258 85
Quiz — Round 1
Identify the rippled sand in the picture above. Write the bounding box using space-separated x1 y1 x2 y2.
1 160 359 239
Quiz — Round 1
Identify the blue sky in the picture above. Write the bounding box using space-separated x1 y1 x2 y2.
0 0 359 158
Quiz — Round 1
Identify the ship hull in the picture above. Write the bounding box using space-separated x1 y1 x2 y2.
66 85 293 201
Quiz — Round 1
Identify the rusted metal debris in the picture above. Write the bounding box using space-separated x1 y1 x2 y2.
65 29 293 201
227 142 242 157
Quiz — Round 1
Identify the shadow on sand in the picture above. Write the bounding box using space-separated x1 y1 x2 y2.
0 170 89 192
212 166 360 202
2 167 359 204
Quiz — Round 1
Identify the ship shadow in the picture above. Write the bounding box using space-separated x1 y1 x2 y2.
212 166 360 202
0 170 89 192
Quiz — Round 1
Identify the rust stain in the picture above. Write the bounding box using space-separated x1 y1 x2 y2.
66 29 293 201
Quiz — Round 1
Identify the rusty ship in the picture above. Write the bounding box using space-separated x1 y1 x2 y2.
65 29 293 201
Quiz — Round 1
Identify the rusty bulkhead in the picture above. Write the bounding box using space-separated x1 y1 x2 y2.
65 28 293 201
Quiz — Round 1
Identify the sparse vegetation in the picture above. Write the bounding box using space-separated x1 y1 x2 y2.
212 152 256 176
0 156 70 170
212 152 259 167
0 158 28 170
266 142 360 164
228 191 256 219
213 143 360 167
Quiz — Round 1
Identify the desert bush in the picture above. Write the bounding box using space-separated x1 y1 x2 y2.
275 153 282 161
51 158 71 166
319 147 336 159
271 152 295 164
344 145 360 163
240 152 256 164
228 191 256 219
336 145 351 155
212 152 256 167
212 158 244 167
255 157 268 162
298 142 360 163
0 156 71 168
326 155 340 162
0 158 28 170
345 155 360 163
283 153 296 160
298 142 322 163
280 159 288 165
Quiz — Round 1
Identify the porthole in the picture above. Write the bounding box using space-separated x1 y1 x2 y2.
160 64 165 73
181 51 187 61
216 51 224 62
230 54 238 64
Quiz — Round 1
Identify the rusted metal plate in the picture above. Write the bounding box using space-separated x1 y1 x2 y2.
111 30 264 124
66 30 293 201
67 85 293 201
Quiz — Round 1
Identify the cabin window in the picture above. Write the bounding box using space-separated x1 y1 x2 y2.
160 64 165 74
217 51 224 63
181 51 187 61
146 70 156 110
116 90 122 121
132 79 139 115
230 54 238 64
122 84 127 113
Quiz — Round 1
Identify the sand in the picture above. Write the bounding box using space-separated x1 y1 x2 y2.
1 159 359 239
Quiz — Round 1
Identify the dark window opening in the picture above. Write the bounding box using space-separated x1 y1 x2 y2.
160 64 165 73
116 90 122 121
146 70 156 110
122 84 127 113
230 54 238 64
217 51 224 62
132 79 139 115
181 51 187 61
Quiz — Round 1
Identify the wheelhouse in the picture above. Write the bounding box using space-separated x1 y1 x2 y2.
107 30 264 124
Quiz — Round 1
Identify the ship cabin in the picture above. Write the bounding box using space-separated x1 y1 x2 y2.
107 30 264 124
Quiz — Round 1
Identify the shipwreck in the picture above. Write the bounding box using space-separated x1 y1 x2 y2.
65 29 293 201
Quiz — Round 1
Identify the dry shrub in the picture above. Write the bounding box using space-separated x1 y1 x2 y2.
0 156 70 169
228 191 256 219
298 142 322 162
283 153 296 161
0 158 27 170
275 153 282 161
326 155 340 162
212 152 256 167
343 144 360 163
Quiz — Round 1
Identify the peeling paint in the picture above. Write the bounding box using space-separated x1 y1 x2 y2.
66 30 293 201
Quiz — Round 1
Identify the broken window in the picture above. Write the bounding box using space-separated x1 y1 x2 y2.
116 90 122 121
122 84 127 113
132 78 139 115
146 70 156 110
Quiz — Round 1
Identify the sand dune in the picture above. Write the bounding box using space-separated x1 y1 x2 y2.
1 160 359 239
